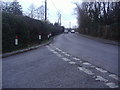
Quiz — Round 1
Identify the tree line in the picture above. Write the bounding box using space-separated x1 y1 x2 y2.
2 0 64 53
75 2 120 41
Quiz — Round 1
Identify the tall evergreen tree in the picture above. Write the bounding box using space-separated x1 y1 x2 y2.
9 0 22 15
2 0 22 15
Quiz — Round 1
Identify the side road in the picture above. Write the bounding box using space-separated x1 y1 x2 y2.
77 33 120 46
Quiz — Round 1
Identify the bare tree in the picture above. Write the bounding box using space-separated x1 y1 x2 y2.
27 3 36 18
1 0 22 15
35 5 45 20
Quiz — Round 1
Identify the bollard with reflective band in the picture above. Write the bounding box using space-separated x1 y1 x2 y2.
15 39 18 45
48 34 50 39
49 33 52 37
39 35 41 40
15 36 19 45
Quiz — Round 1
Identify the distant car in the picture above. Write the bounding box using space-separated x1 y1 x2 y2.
71 30 75 33
64 30 69 33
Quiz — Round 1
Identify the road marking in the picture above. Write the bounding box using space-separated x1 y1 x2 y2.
91 65 96 68
62 58 70 62
69 61 76 65
78 67 94 75
95 67 107 73
106 82 119 88
109 74 119 81
62 51 66 54
58 49 62 52
52 51 58 54
83 62 91 66
46 46 55 51
73 57 81 61
47 45 119 88
49 44 53 46
46 46 49 48
80 61 82 63
55 47 62 52
55 53 63 57
95 76 108 82
50 49 55 52
65 53 70 57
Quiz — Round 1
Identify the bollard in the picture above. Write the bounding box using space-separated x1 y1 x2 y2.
15 36 19 45
39 35 41 40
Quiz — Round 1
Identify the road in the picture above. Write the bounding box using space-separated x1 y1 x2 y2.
3 33 119 88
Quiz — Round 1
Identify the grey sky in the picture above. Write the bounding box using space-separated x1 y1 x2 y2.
17 0 80 28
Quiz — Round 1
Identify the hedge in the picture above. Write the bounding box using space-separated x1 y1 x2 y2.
2 13 64 53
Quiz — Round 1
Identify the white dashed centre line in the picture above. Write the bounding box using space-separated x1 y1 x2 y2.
109 74 119 81
52 51 58 54
73 57 81 61
55 53 63 57
91 65 96 68
78 67 94 75
83 62 92 66
95 67 108 73
69 61 76 65
106 83 119 88
79 61 82 63
65 53 70 57
47 45 119 88
62 51 66 54
62 58 71 62
95 76 108 82
50 49 55 52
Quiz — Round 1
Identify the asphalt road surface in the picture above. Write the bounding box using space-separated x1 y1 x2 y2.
3 33 119 88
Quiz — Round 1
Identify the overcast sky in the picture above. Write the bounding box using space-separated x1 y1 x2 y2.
16 0 81 28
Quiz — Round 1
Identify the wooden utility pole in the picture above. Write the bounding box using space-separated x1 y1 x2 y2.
60 14 61 26
45 0 47 21
69 22 71 29
58 12 61 26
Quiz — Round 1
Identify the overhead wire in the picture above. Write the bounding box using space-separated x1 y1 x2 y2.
50 0 60 12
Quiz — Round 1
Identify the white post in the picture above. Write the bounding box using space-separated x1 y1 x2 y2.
39 35 41 40
49 33 52 37
48 34 50 39
15 39 18 45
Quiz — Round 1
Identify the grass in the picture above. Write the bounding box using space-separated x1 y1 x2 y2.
2 36 54 54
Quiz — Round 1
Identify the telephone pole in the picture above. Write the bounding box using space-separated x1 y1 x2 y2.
60 14 61 26
69 22 71 29
58 12 61 26
45 0 47 21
